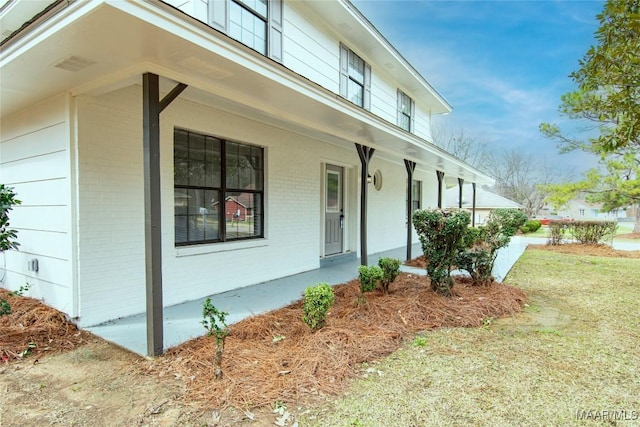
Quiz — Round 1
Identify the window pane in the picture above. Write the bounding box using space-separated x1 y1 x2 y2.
326 171 340 212
225 192 262 239
204 189 220 241
348 51 364 83
348 79 364 106
226 141 263 190
230 1 266 54
400 114 411 132
205 136 222 188
175 188 189 244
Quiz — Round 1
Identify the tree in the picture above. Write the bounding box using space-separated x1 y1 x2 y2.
485 149 559 218
539 148 640 232
540 0 640 231
431 125 493 172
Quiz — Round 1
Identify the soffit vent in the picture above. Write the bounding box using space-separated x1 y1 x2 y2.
52 55 96 72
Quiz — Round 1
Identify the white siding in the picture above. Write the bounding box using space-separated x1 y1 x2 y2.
282 4 339 93
0 94 75 316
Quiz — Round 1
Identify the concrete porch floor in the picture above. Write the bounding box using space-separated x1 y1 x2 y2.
87 239 529 356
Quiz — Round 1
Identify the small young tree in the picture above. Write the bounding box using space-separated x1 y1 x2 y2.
378 257 401 294
412 208 470 296
201 298 230 380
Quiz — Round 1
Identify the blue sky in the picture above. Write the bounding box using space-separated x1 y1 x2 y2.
352 0 605 176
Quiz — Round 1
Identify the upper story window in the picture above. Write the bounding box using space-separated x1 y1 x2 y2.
209 0 283 61
339 43 371 109
398 90 415 132
230 0 268 54
174 129 264 246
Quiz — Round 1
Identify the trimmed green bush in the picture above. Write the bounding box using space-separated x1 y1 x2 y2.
302 283 335 330
413 208 470 296
491 208 527 237
378 257 401 294
456 210 512 286
358 265 383 293
521 219 541 233
569 221 616 244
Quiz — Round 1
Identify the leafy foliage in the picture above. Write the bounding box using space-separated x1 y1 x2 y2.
456 210 514 286
201 298 230 379
521 220 542 234
547 221 569 246
569 221 617 244
539 0 640 232
202 298 230 345
490 208 527 237
302 283 335 330
0 184 21 252
378 257 401 295
357 265 383 293
412 208 470 296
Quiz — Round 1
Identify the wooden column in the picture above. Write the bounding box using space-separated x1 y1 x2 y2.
356 144 375 266
436 170 444 208
143 73 187 356
404 160 416 261
458 178 464 208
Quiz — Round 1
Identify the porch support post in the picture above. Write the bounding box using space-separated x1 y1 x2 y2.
458 177 464 208
472 182 477 227
404 159 416 261
143 73 187 357
356 143 375 266
436 170 444 208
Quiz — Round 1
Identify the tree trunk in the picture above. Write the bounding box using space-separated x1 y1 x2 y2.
634 202 640 234
214 340 225 380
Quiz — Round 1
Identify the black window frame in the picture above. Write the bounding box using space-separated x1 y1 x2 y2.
397 89 415 132
174 128 265 246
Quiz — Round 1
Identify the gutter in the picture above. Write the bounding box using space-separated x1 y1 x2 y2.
0 0 73 49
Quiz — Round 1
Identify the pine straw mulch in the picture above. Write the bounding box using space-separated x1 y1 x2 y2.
150 273 526 409
530 242 640 258
0 289 89 363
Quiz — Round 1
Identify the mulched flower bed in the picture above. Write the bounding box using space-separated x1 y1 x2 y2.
152 273 526 409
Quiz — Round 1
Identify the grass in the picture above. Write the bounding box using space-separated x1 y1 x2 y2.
299 249 640 427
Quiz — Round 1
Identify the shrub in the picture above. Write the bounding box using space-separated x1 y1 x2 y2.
302 283 335 330
568 221 617 244
456 211 512 286
378 257 401 294
490 208 527 237
520 219 541 234
547 220 567 245
413 208 470 296
202 298 230 379
0 184 21 253
358 265 383 293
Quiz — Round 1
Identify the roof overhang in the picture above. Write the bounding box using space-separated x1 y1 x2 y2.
0 0 493 185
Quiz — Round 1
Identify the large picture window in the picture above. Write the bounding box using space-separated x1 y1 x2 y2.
174 129 264 246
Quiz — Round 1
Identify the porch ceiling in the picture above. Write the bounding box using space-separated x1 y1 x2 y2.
0 0 493 185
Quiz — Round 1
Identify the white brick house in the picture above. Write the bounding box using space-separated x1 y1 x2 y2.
0 0 493 354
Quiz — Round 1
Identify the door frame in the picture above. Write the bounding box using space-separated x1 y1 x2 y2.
321 162 351 258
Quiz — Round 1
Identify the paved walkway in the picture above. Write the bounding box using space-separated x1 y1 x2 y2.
88 237 529 356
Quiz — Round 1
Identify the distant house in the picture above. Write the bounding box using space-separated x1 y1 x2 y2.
539 200 626 221
1 0 494 355
445 184 521 225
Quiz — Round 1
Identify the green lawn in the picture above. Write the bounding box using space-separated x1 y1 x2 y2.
299 249 640 427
